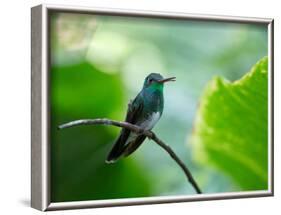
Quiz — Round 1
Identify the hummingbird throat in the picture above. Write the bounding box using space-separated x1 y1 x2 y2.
149 82 163 91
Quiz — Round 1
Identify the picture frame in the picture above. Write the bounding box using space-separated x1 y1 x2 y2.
31 4 274 211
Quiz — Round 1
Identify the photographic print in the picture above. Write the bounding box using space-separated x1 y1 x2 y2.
31 4 273 211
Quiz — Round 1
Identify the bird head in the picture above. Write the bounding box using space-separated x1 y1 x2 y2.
143 73 176 90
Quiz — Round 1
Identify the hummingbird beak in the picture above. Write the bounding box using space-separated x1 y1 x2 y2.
158 77 176 83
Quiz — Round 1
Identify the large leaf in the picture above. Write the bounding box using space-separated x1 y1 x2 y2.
191 57 268 190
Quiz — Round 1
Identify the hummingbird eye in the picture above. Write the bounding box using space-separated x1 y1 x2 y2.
148 78 153 84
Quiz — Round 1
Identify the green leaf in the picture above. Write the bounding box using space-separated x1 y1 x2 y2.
191 57 268 190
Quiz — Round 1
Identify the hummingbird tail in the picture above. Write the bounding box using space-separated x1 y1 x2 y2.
105 150 122 163
105 135 125 163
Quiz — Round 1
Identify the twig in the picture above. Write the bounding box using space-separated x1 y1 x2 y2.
58 118 202 194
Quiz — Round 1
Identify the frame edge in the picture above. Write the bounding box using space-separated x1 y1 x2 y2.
268 19 274 196
31 4 46 211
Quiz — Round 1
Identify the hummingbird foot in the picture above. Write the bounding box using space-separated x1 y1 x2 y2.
146 132 156 140
137 128 153 140
137 128 145 135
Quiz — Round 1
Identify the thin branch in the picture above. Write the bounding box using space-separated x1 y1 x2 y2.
58 118 202 194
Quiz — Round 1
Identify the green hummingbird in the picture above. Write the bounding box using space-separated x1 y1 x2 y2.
106 73 176 163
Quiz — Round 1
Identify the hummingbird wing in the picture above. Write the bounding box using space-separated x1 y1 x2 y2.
122 134 146 157
106 93 144 163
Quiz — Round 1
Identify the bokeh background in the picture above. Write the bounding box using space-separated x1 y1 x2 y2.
50 12 268 202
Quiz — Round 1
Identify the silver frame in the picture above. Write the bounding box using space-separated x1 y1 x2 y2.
31 4 274 211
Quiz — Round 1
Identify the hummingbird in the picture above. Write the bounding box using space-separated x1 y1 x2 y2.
106 73 176 163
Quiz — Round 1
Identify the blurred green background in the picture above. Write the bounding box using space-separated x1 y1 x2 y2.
50 12 268 202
